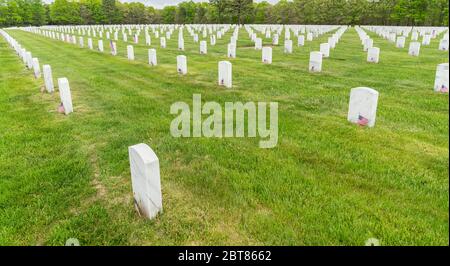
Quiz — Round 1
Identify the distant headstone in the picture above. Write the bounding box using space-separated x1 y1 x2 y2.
434 63 449 93
272 34 279 45
127 45 134 60
347 87 379 127
32 58 41 78
79 36 84 48
110 41 117 56
43 65 54 93
88 38 93 49
309 51 322 72
218 61 232 88
422 34 431 46
200 41 207 54
396 36 405 48
57 77 73 115
160 37 166 48
25 51 33 69
255 38 262 50
363 38 373 52
367 47 380 63
178 38 184 51
228 43 236 58
408 42 420 56
262 47 272 64
320 43 330 58
439 39 449 51
98 40 104 52
148 49 157 66
298 35 305 46
177 55 187 75
128 143 162 220
284 40 293 53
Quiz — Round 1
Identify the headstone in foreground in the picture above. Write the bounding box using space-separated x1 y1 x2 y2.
347 87 379 128
57 77 73 115
128 143 162 220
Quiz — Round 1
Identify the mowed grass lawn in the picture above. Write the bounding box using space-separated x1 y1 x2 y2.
0 26 448 246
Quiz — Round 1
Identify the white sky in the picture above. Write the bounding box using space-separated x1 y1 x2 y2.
42 0 281 9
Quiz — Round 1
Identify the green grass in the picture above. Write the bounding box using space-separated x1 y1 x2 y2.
0 26 448 246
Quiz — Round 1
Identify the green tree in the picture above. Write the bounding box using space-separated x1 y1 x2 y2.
102 0 116 24
161 6 176 24
210 0 230 23
230 0 253 24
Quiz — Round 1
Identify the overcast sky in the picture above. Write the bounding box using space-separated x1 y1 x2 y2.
43 0 281 9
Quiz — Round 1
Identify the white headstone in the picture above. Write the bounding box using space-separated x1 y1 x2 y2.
363 38 373 51
110 41 117 56
367 47 380 63
58 77 73 115
409 42 420 56
422 34 431 45
200 41 207 54
228 43 236 58
262 47 272 64
79 36 84 48
88 38 93 49
272 34 279 45
347 87 378 127
434 63 449 93
411 31 418 41
177 55 187 75
218 61 232 88
128 143 162 220
148 49 157 66
145 33 151 45
25 51 33 69
284 40 293 53
255 38 262 50
309 51 322 72
178 38 184 50
298 35 305 46
127 45 134 60
32 58 41 78
396 36 406 48
160 37 166 48
43 65 54 93
98 40 104 52
320 43 330 58
439 39 449 51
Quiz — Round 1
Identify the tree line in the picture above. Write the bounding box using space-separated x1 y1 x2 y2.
0 0 448 27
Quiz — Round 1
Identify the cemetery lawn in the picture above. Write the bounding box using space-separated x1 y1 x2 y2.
0 28 448 246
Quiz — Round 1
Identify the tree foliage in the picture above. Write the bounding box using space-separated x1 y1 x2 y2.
0 0 448 27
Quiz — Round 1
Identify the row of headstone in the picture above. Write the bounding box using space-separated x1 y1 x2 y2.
360 25 449 54
0 29 73 115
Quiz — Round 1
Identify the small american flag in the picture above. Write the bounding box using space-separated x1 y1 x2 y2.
440 85 449 93
358 114 369 126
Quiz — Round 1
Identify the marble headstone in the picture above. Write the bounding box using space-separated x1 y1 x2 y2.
128 143 162 220
218 61 232 88
347 87 379 127
58 77 73 115
43 64 54 93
